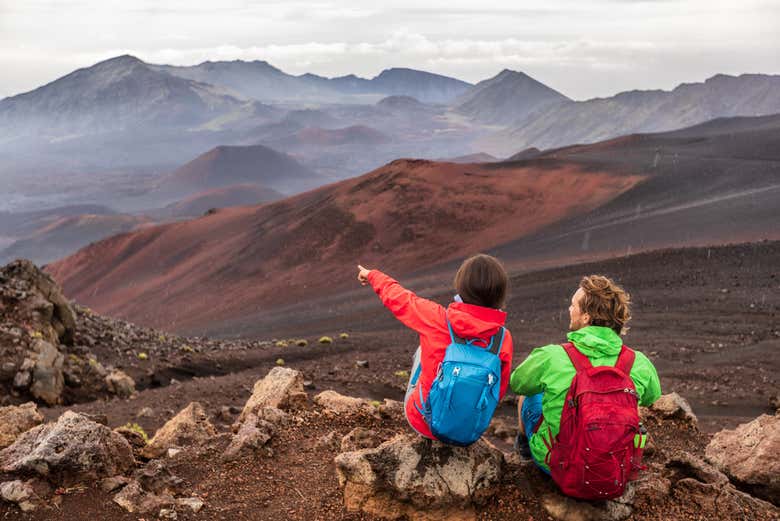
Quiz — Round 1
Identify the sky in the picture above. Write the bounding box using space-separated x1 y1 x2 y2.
1 0 778 100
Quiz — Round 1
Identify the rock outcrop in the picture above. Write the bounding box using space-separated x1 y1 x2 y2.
705 413 780 504
0 402 43 449
0 411 134 486
142 402 217 459
335 434 505 520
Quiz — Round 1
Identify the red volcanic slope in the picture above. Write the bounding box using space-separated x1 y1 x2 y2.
163 184 283 218
291 125 390 146
47 159 643 332
159 144 323 194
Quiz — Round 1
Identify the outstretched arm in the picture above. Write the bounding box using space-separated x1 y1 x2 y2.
358 265 446 336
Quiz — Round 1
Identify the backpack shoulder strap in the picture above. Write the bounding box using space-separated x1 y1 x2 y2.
488 327 505 355
445 313 466 344
561 342 593 372
614 345 636 375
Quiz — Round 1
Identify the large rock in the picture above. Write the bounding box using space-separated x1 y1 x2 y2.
335 434 504 520
705 414 780 504
314 390 375 416
647 392 697 426
0 411 134 486
142 402 217 459
113 460 184 514
238 367 307 423
0 402 43 449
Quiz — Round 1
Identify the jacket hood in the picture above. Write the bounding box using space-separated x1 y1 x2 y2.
445 302 506 341
567 325 623 357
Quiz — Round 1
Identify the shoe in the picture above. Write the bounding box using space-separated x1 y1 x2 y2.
514 432 532 458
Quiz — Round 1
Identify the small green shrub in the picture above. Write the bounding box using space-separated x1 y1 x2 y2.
275 340 288 348
122 422 149 443
394 370 409 378
339 333 350 340
276 358 285 366
137 352 148 360
296 339 308 347
318 336 333 344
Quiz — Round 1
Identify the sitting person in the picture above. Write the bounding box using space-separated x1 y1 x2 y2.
357 254 514 445
510 275 661 499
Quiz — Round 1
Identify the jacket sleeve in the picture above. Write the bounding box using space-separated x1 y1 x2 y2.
509 345 551 396
367 270 445 336
498 329 514 399
632 352 662 407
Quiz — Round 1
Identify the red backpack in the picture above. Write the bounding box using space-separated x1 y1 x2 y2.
542 342 646 500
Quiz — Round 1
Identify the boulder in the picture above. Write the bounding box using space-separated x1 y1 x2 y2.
335 434 504 520
177 496 205 513
0 411 134 486
29 339 65 405
142 402 217 459
314 390 374 416
105 369 136 398
0 402 43 449
705 414 780 504
238 367 307 424
646 392 697 426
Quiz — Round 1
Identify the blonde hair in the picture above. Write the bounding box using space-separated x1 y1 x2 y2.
579 275 631 334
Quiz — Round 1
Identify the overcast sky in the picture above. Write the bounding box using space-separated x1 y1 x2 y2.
1 0 778 100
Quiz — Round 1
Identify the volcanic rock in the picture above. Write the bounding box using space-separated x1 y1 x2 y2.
28 339 65 405
314 390 375 416
223 413 275 462
705 414 780 504
335 434 504 520
142 402 217 459
340 427 381 452
238 367 307 424
113 480 175 514
0 479 39 512
646 392 698 426
0 402 43 449
105 369 135 398
0 411 134 486
542 484 635 521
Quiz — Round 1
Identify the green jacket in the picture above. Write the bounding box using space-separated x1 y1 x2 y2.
510 326 661 470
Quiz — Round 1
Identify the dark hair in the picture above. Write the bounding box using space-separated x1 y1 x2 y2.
453 254 508 309
579 275 631 334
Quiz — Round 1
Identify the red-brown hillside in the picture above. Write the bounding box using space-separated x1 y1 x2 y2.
160 184 283 218
46 159 643 333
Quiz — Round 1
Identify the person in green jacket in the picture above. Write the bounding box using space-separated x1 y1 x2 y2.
510 275 661 473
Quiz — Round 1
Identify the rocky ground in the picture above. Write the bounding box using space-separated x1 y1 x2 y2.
0 243 779 519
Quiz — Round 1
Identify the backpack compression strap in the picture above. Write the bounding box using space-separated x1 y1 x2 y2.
562 342 636 374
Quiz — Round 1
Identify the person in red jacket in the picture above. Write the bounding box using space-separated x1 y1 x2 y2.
357 254 514 440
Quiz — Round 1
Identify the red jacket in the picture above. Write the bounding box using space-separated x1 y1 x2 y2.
367 270 514 440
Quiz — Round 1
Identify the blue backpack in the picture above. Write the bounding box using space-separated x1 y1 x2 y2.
417 317 505 446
